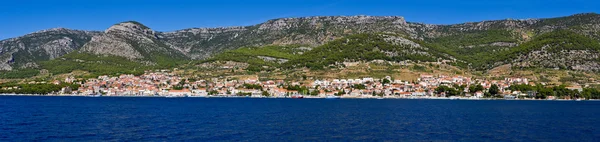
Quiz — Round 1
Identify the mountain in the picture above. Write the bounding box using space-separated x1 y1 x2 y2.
1 13 600 78
206 13 600 72
0 28 99 70
79 21 188 64
37 21 189 77
160 15 412 59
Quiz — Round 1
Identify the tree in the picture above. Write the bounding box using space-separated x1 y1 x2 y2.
382 79 391 85
353 84 366 89
208 90 218 95
436 85 459 96
475 84 484 92
484 92 492 98
454 84 466 96
262 91 270 97
310 90 319 96
469 85 477 93
337 90 346 96
582 88 593 100
436 86 449 94
537 88 552 99
489 84 499 95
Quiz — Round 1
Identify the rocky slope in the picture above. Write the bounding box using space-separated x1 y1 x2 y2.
80 21 188 65
0 28 99 70
160 15 413 59
1 13 600 75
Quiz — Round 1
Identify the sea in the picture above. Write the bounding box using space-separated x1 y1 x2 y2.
1 96 599 141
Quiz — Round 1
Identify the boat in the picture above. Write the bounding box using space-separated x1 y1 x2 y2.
86 92 102 97
376 97 384 100
291 95 304 99
325 95 341 99
504 95 516 100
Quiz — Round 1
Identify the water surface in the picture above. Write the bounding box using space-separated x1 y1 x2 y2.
1 96 599 141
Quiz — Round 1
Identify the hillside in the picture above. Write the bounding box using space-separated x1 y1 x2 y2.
1 13 600 79
0 28 99 71
160 16 412 59
204 14 600 73
285 33 446 69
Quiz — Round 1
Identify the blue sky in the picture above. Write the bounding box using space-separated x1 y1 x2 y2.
1 0 598 40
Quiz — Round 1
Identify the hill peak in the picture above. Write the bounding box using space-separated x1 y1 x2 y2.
106 21 153 34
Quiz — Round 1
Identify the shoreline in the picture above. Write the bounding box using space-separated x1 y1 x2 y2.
0 94 597 101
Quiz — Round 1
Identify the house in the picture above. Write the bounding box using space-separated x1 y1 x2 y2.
513 91 527 96
52 80 61 85
399 92 412 97
244 77 259 84
192 88 207 96
566 86 583 92
60 87 72 94
168 89 191 96
475 91 484 98
412 91 426 96
349 90 361 96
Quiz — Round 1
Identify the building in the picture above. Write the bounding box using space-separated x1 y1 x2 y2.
168 89 191 96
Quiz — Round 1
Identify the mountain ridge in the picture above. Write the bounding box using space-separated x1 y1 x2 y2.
3 12 598 41
1 13 600 78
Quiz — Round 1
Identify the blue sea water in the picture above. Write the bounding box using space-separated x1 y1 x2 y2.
1 96 599 141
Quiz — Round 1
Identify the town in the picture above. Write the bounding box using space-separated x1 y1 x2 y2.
17 70 587 100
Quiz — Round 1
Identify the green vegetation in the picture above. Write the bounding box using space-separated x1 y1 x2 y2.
310 89 319 96
478 30 600 69
382 78 391 85
201 45 305 72
39 50 187 78
411 65 428 72
426 30 517 48
285 85 309 95
508 84 600 99
510 30 600 52
352 84 366 89
243 83 263 90
262 91 270 96
0 82 80 94
184 29 600 75
469 84 484 93
423 30 518 68
489 84 500 95
5 32 93 68
533 13 600 28
426 29 600 70
0 69 39 79
435 85 461 96
39 53 147 78
286 34 438 70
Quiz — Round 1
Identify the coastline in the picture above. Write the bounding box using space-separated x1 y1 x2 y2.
1 94 597 101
